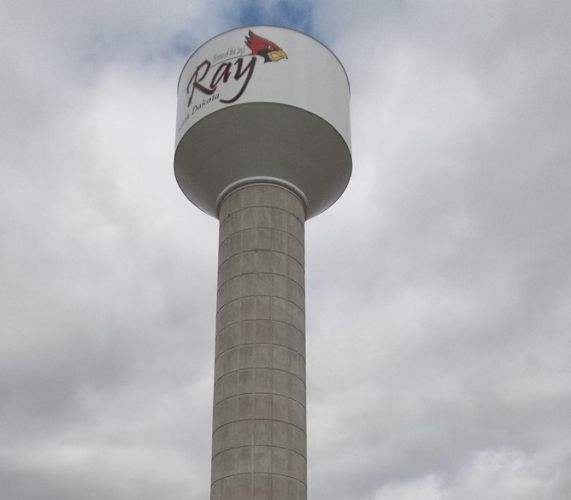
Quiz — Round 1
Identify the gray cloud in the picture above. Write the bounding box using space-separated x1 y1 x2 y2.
1 2 228 498
306 1 571 499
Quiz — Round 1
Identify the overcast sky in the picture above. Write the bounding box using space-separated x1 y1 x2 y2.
1 1 570 499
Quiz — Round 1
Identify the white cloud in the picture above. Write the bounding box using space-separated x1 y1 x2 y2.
373 449 567 500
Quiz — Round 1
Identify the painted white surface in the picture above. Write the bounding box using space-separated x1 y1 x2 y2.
176 26 351 149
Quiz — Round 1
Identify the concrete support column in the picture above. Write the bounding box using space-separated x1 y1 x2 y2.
211 183 307 500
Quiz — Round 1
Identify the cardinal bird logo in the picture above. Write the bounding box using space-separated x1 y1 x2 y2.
245 30 288 63
185 30 288 112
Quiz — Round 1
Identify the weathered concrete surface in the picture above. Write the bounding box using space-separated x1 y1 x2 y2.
211 184 307 500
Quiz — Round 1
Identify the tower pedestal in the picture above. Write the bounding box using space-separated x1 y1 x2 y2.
211 183 307 500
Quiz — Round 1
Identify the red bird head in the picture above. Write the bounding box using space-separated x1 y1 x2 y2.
245 30 288 63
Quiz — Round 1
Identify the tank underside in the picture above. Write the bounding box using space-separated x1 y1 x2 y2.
174 102 352 219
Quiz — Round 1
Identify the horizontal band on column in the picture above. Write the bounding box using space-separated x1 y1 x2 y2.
215 342 306 363
211 444 307 463
217 271 305 296
216 318 305 339
214 371 306 406
212 417 307 436
213 392 306 411
214 366 306 387
217 271 305 294
216 178 309 219
219 204 305 225
217 301 305 332
217 294 305 315
218 247 305 272
211 471 306 488
218 226 305 253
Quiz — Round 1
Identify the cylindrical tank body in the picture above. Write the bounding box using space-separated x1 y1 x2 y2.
212 183 306 499
174 26 351 219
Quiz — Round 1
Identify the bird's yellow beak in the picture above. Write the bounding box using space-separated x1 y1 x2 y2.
268 50 288 62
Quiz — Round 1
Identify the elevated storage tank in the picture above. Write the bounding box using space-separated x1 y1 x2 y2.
174 26 351 500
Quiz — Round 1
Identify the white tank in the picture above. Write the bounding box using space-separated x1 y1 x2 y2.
174 26 352 219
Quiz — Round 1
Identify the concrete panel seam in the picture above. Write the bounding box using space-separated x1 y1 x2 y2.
210 471 306 488
211 444 307 463
212 418 307 436
220 204 305 225
217 180 308 220
217 271 305 293
214 367 306 387
218 272 305 294
218 226 304 250
216 294 305 315
215 343 306 362
216 319 305 338
213 392 306 410
217 248 305 274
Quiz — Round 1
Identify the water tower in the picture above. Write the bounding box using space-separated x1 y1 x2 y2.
174 26 351 500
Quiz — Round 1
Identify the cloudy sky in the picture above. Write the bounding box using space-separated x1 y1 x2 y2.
2 1 570 499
